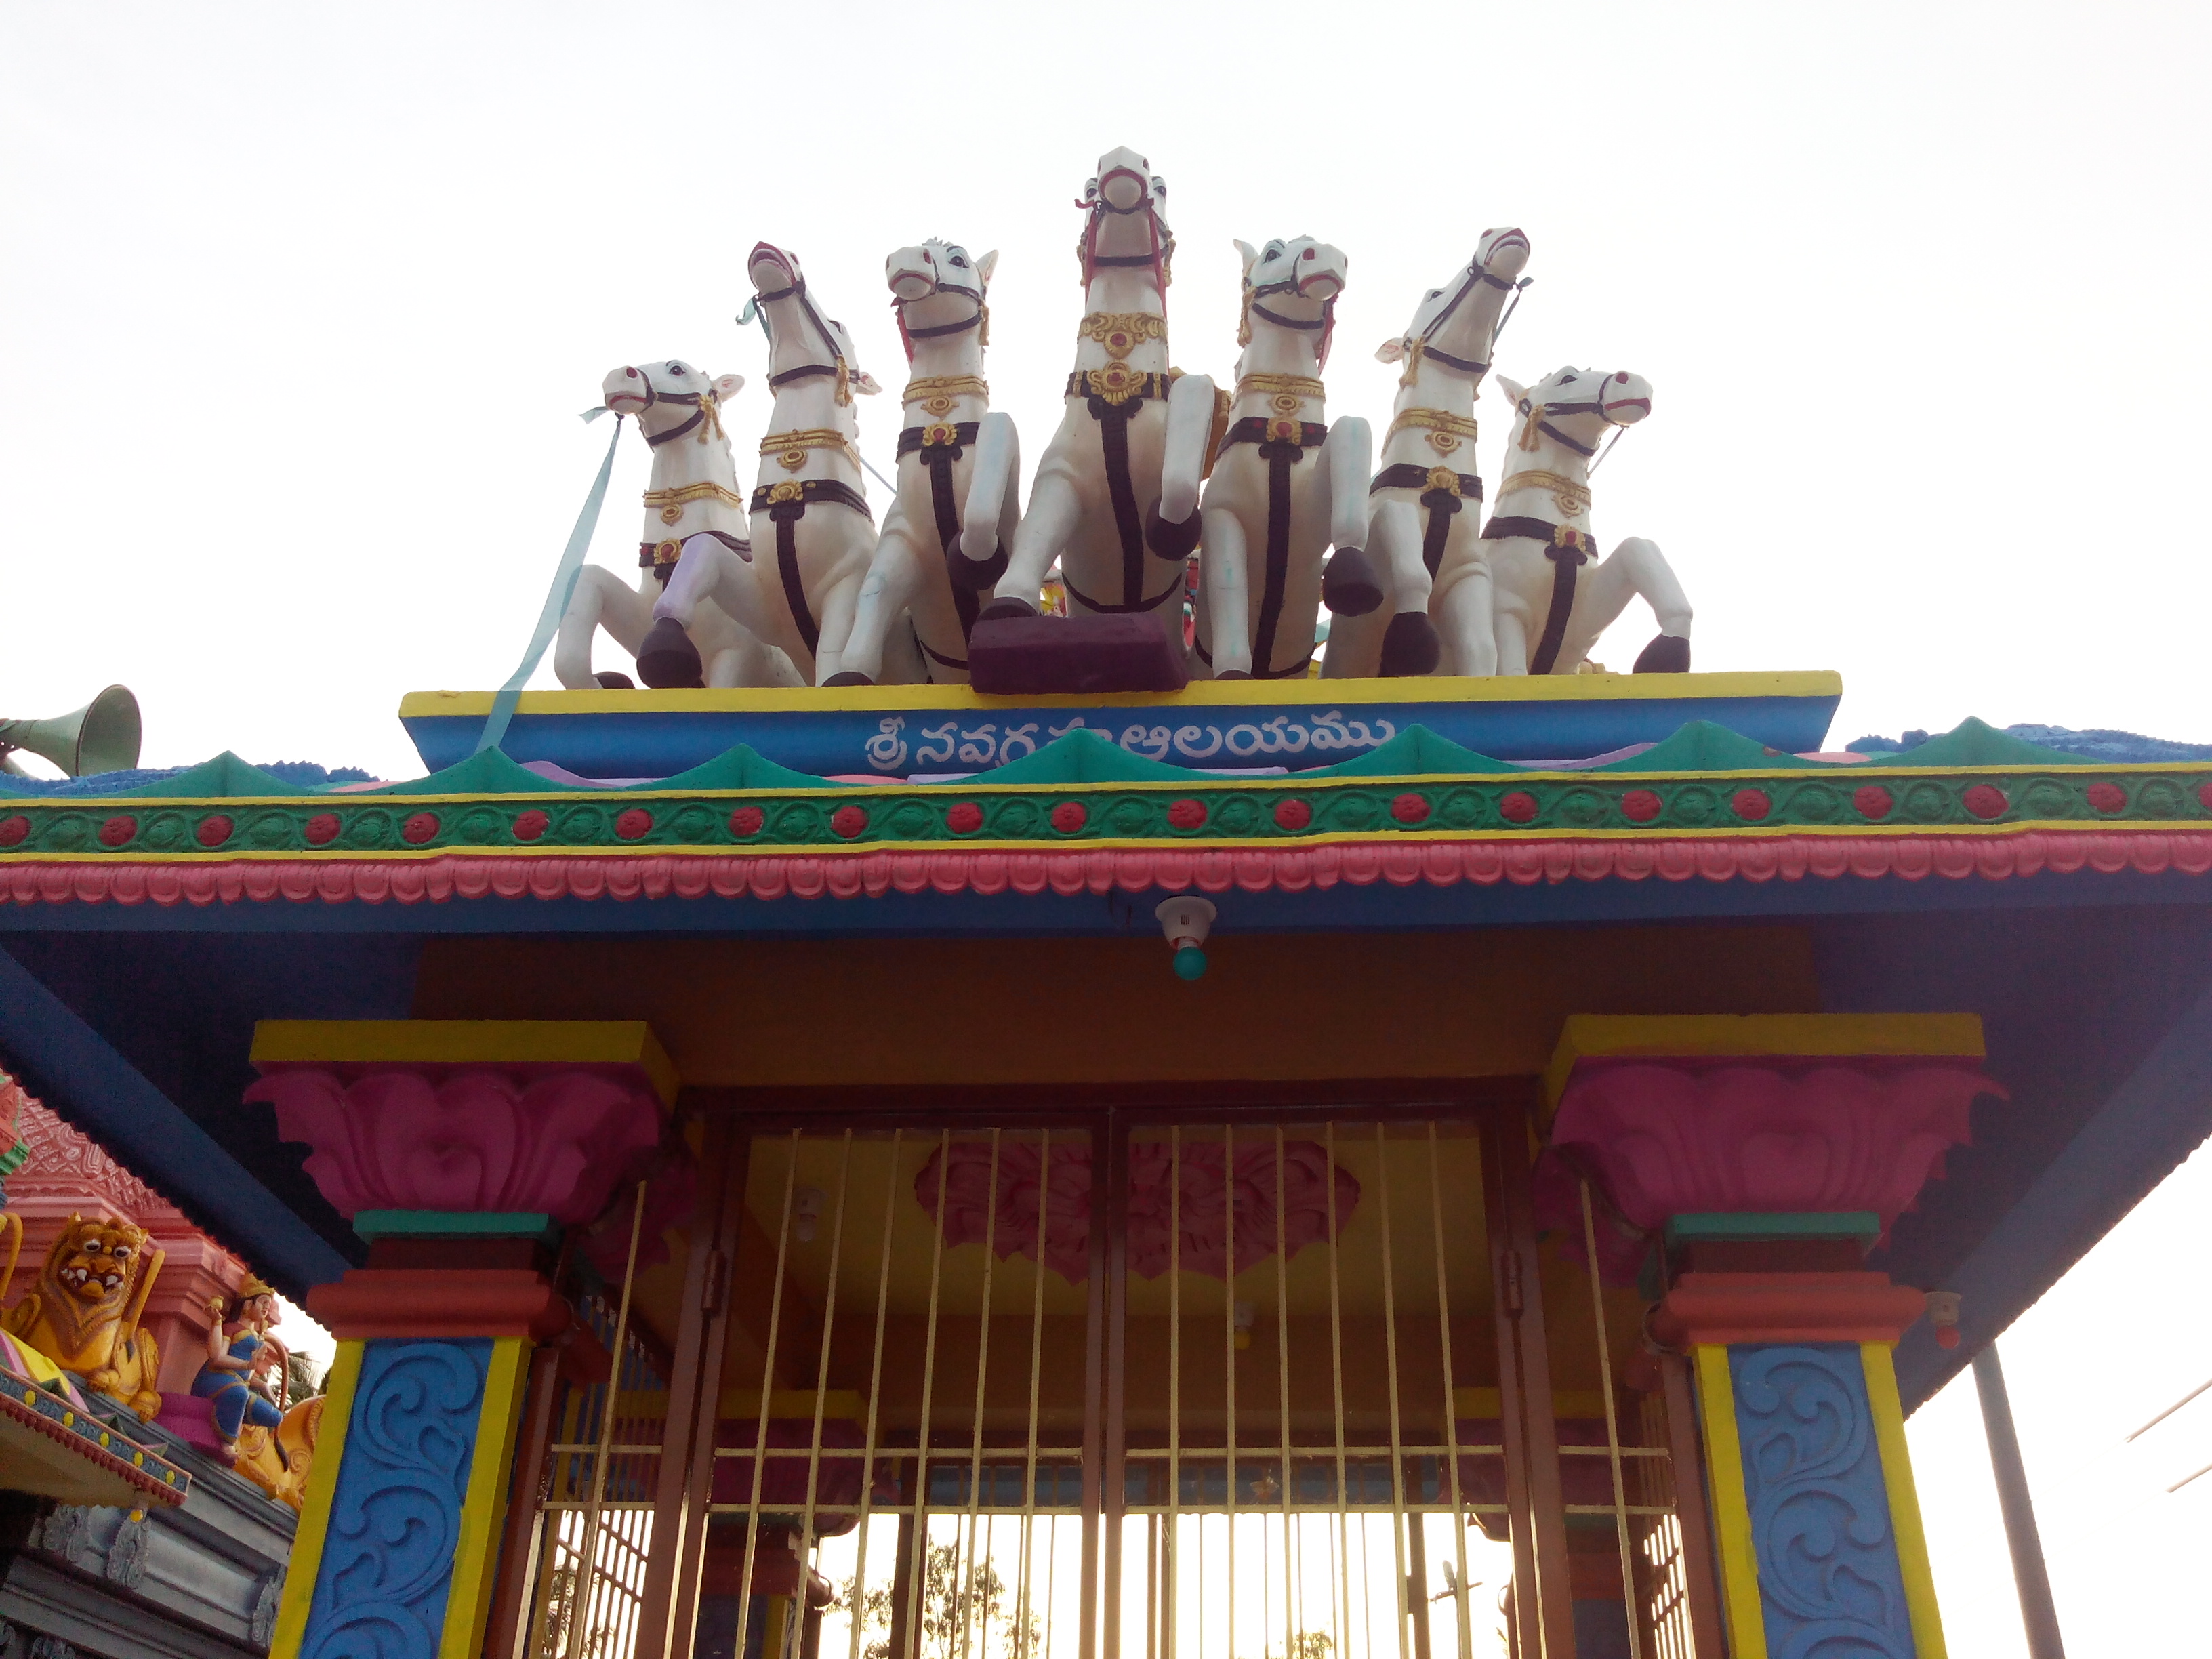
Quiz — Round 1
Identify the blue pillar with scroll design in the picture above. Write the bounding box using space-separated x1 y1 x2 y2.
303 1338 495 1656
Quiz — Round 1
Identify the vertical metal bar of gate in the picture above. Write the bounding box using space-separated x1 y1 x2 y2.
1424 1123 1476 1659
1101 1118 1130 1659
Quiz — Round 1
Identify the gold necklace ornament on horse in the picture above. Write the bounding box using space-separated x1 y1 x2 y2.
1078 312 1166 361
1497 468 1593 518
901 375 990 418
1235 372 1326 418
760 429 859 472
642 480 750 524
1385 407 1479 457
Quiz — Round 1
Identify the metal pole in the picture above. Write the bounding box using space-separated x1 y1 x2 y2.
1971 1343 2066 1659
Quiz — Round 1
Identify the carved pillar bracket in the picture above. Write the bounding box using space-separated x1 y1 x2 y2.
243 1020 679 1224
1539 1015 1996 1659
246 1023 680 1659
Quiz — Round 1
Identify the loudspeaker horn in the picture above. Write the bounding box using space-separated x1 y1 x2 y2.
0 686 143 778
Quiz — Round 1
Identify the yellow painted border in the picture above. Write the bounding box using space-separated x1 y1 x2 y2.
1545 1013 1985 1109
269 1338 363 1659
440 1336 532 1659
398 668 1844 720
1694 1344 1770 1659
250 1021 677 1105
1863 1342 1949 1659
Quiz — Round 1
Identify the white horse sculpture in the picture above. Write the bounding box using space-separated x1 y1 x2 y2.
823 239 1021 686
1483 367 1692 674
639 242 888 687
980 148 1216 657
1323 228 1530 679
552 361 800 690
1189 237 1400 680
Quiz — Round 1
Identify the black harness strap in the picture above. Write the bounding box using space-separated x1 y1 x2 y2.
1218 416 1328 675
1061 372 1172 609
1061 568 1185 615
1482 514 1597 674
1370 463 1483 577
1193 636 1313 678
750 478 873 659
897 422 987 640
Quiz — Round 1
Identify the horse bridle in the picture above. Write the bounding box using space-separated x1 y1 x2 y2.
613 369 725 449
1078 168 1174 306
1402 246 1530 378
1244 255 1340 367
1515 373 1648 458
890 261 987 363
746 268 859 403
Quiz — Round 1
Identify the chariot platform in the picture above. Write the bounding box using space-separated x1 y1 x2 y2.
399 670 1845 780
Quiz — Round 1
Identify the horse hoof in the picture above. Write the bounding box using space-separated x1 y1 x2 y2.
1146 506 1202 560
945 532 1010 590
978 596 1040 623
1322 548 1383 616
1378 612 1441 678
1216 668 1252 680
1633 634 1691 674
593 670 636 690
636 617 705 689
821 671 874 687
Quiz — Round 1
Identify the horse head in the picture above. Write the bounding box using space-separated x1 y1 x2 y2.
886 239 996 361
1498 366 1652 459
601 361 743 445
1077 146 1173 289
1378 226 1530 386
746 241 881 404
1235 236 1348 367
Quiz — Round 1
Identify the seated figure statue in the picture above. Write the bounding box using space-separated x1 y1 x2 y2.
192 1276 289 1456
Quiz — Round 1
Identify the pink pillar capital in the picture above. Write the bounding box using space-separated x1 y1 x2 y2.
243 1021 679 1225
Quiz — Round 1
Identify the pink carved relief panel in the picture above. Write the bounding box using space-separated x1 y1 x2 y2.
915 1139 1359 1282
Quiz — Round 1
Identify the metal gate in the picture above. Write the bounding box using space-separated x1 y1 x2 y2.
504 1106 1719 1659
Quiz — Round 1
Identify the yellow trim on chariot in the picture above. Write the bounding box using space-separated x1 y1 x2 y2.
270 1338 363 1659
250 1021 678 1104
440 1336 533 1659
1862 1341 1948 1659
398 669 1844 720
1694 1343 1769 1659
1544 1012 1985 1111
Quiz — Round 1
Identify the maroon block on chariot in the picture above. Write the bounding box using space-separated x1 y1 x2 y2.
968 613 1189 695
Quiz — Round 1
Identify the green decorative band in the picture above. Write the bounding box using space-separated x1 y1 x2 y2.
1664 1212 1883 1246
352 1210 561 1244
0 769 2208 857
0 1142 28 1181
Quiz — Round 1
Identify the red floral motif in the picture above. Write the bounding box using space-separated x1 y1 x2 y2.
1620 790 1662 823
1853 785 1894 821
1391 793 1431 825
615 808 653 840
1500 791 1538 824
0 817 26 848
945 802 984 834
1050 802 1088 834
1732 788 1773 822
1168 799 1207 830
196 815 233 848
98 815 137 848
729 806 765 838
513 810 550 842
1273 798 1311 831
2086 782 2126 814
915 1139 1360 1283
401 812 439 844
830 805 868 839
304 812 341 845
1962 784 2007 820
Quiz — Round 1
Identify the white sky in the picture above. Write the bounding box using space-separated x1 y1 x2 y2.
5 3 2211 1646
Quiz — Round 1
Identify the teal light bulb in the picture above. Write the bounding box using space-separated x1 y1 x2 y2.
1173 945 1208 981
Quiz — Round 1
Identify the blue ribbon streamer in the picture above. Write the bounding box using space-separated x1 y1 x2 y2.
474 411 626 755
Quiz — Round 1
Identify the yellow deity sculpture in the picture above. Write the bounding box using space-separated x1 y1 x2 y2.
2 1214 165 1420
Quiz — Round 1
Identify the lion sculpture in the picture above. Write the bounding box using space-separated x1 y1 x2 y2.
2 1214 165 1420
